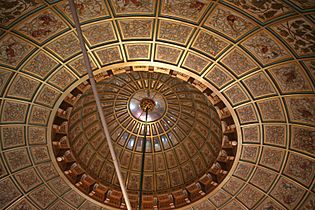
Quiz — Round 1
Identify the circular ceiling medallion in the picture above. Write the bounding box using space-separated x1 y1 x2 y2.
51 70 238 209
129 89 166 122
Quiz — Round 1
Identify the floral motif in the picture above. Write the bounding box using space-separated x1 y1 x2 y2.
7 74 40 100
17 9 67 43
284 153 314 186
36 162 58 181
300 193 315 210
268 62 312 93
0 34 34 67
119 19 153 39
257 98 285 122
30 146 50 164
285 96 315 126
210 190 231 207
250 167 277 192
223 177 244 195
63 190 85 208
237 184 264 208
257 198 283 210
10 199 37 210
0 178 22 209
224 84 248 105
155 44 182 64
264 125 286 146
48 67 76 91
29 185 57 208
291 0 315 9
236 104 257 124
29 106 50 125
126 44 150 60
183 52 211 74
243 72 276 98
233 162 254 180
271 177 305 209
14 167 42 192
46 33 80 60
161 0 210 22
0 70 13 96
260 147 285 171
28 126 46 145
241 145 260 162
0 0 41 25
226 0 292 22
58 0 108 22
272 17 315 56
158 20 193 44
193 30 229 57
35 86 61 108
1 101 28 123
242 31 289 65
1 126 25 149
242 125 260 143
23 52 59 79
290 126 315 155
111 0 154 14
68 55 96 76
95 46 122 65
221 48 257 76
4 148 31 172
205 66 233 88
83 21 116 46
48 177 71 196
205 5 255 40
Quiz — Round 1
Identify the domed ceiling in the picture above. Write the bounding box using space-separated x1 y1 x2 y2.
0 0 314 210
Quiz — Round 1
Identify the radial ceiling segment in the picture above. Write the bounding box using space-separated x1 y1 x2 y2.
0 0 314 210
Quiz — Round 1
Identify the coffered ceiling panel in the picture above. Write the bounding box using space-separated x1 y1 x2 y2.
0 0 314 210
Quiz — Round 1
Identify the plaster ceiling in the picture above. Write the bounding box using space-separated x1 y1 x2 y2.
0 0 314 210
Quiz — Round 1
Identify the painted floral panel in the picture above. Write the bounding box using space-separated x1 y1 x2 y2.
23 52 59 79
271 177 305 209
46 33 81 60
155 44 182 64
126 44 150 60
111 0 154 14
0 34 34 68
205 5 255 40
57 0 109 22
221 48 257 76
118 18 153 39
285 95 315 126
161 0 210 22
16 9 68 43
289 0 315 9
158 20 194 45
284 153 314 186
242 31 290 65
271 17 315 56
290 126 315 156
183 52 212 74
226 0 292 22
268 62 312 93
193 30 229 58
0 0 42 26
82 21 116 46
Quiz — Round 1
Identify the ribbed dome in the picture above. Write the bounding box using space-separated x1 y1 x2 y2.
67 71 222 194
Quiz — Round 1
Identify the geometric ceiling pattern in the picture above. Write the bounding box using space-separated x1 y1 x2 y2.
52 71 226 208
0 0 314 209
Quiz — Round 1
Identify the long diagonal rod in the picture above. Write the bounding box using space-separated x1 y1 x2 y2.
68 1 131 209
138 108 149 210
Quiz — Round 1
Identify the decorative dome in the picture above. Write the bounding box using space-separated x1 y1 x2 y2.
54 71 226 208
0 0 314 210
